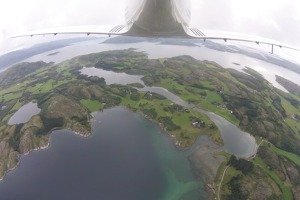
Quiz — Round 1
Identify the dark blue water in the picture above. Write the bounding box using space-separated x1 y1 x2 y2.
0 107 204 200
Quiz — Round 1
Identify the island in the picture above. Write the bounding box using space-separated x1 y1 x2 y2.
47 51 60 56
1 49 300 199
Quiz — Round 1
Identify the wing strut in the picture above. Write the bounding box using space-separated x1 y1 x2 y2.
271 44 274 54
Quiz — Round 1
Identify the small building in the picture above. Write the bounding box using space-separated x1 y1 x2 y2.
192 122 199 126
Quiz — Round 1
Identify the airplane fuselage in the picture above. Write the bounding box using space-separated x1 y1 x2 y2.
126 0 190 37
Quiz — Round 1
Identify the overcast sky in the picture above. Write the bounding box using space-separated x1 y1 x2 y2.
0 0 300 59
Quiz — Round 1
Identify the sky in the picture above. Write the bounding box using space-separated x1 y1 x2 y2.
0 0 300 60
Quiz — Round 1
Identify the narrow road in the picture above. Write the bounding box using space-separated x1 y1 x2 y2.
218 165 229 200
217 139 268 200
248 139 266 160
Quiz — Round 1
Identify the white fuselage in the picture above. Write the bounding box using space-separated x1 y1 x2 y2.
125 0 191 37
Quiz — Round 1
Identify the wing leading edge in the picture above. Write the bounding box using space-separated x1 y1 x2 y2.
183 27 300 53
10 25 132 38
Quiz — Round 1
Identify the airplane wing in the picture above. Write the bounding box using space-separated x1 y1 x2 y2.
10 24 299 54
10 25 132 38
183 27 300 53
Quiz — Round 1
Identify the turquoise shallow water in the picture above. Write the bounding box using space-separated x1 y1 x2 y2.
0 107 206 200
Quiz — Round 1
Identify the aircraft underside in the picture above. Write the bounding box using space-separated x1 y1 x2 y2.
126 0 187 37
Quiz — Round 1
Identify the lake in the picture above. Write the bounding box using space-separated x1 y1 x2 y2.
0 107 206 200
79 66 144 85
8 102 41 125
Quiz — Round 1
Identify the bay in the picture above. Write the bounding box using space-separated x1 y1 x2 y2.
0 107 206 200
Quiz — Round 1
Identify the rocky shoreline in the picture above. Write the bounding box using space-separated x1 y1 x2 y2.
0 126 91 182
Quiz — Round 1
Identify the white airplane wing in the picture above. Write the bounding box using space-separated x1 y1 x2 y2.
183 27 300 53
11 26 299 55
10 25 132 38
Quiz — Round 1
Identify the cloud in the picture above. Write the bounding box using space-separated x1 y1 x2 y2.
190 0 235 31
0 0 126 54
190 0 300 47
1 0 126 32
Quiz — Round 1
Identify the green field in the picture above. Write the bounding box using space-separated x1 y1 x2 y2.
271 145 300 167
253 157 293 200
120 93 221 147
156 78 240 126
3 92 23 101
220 166 242 196
25 79 54 94
80 100 103 112
285 119 300 138
0 83 24 96
10 101 25 111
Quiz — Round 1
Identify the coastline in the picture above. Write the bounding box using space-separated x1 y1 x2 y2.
127 106 195 150
0 142 51 183
0 106 224 199
125 104 224 150
0 124 92 182
0 97 257 200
